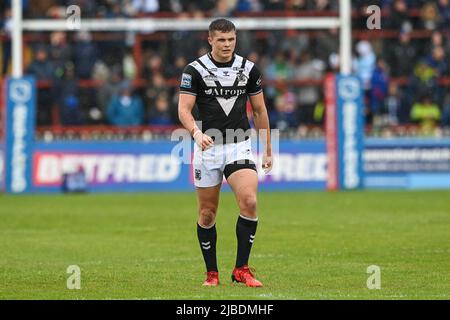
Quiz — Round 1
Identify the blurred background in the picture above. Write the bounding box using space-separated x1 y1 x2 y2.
1 0 450 192
2 1 450 301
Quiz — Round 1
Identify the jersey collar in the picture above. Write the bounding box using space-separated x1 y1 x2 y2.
208 52 236 68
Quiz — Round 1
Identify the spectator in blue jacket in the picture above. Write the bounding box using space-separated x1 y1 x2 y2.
26 45 55 125
269 91 299 130
73 30 98 79
148 93 174 126
107 81 144 126
370 58 389 116
55 63 82 126
27 45 54 80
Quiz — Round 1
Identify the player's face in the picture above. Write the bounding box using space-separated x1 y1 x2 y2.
208 31 236 62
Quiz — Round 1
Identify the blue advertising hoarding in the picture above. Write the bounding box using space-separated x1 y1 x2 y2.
30 138 450 193
336 75 365 189
2 76 447 193
31 140 328 193
325 74 365 190
4 77 36 194
364 138 450 189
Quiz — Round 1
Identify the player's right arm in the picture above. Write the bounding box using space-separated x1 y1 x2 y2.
178 67 214 150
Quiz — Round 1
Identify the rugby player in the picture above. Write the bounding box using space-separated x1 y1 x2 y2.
178 18 272 287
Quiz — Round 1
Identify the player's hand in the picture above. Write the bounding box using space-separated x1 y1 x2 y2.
193 130 214 151
262 151 273 174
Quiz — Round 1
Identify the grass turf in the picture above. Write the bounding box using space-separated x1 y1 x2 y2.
0 190 449 300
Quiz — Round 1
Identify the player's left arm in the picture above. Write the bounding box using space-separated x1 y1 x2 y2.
247 66 272 174
249 92 272 174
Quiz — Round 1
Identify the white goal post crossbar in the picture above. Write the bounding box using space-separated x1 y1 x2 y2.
12 0 352 77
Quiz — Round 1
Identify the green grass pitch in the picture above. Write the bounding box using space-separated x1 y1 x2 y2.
0 190 449 300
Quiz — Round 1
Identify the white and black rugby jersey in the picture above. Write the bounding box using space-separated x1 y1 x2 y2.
179 52 263 144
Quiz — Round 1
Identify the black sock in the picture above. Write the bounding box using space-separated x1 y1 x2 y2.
197 223 218 272
235 215 258 268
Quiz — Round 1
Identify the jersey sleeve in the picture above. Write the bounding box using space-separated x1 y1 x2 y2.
179 65 200 96
247 65 263 96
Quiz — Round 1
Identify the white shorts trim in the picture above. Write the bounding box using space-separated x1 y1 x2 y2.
193 139 255 188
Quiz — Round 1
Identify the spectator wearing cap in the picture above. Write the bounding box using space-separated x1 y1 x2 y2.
73 31 98 79
27 45 54 80
387 29 417 77
386 0 410 29
49 31 71 79
107 82 144 126
55 63 82 126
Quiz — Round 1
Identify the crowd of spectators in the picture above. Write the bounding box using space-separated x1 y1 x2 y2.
2 0 450 137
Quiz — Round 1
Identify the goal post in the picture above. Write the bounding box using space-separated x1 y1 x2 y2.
13 0 352 77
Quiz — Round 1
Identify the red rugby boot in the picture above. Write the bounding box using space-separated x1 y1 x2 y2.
231 265 263 287
203 271 219 286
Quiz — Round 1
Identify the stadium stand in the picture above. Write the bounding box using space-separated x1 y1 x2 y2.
2 0 450 140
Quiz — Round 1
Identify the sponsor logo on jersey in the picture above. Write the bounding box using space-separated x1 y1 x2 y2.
204 88 246 98
222 71 230 77
256 77 262 87
203 74 218 81
181 73 192 88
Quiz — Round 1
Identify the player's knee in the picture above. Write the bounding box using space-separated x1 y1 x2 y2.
240 195 257 215
199 207 217 226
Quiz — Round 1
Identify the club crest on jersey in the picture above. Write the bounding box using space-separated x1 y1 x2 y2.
237 72 248 83
181 73 192 88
